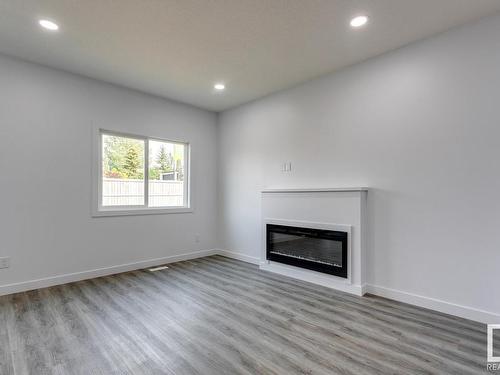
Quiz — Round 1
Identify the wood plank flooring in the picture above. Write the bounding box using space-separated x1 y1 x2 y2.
0 255 488 374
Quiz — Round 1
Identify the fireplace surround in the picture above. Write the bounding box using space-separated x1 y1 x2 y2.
261 187 368 296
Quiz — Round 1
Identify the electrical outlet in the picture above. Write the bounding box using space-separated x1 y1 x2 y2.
281 162 292 172
0 257 10 269
281 161 292 172
195 234 200 243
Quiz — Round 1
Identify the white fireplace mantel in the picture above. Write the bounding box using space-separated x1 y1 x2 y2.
261 188 368 296
262 187 369 193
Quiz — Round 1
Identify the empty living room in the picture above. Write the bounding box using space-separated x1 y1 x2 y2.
1 1 500 374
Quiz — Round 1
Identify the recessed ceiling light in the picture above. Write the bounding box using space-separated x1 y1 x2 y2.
350 15 368 28
214 83 225 91
39 19 59 31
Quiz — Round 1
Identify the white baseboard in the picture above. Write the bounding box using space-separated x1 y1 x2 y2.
366 284 500 324
360 283 369 296
218 251 498 323
1 248 497 324
216 249 260 265
0 249 218 297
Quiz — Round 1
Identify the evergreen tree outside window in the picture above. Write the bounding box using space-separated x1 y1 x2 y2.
99 131 189 211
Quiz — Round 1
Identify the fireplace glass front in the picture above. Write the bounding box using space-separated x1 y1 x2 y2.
266 224 348 278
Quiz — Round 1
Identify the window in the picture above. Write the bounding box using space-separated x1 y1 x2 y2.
95 130 190 216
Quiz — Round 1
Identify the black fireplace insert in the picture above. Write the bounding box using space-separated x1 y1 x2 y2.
266 224 348 278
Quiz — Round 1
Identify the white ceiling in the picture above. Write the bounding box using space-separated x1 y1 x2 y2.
1 1 499 112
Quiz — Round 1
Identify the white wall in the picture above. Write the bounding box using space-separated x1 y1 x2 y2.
0 54 217 291
217 14 500 320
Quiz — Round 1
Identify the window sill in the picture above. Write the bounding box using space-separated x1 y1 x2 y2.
92 207 193 217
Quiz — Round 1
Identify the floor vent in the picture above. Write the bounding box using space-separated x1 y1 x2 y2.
148 265 169 272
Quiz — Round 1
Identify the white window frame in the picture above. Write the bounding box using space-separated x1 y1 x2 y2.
92 128 192 217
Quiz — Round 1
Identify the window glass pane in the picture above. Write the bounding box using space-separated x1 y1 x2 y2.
102 134 145 206
148 140 185 207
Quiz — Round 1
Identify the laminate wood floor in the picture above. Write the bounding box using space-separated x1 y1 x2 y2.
0 255 488 375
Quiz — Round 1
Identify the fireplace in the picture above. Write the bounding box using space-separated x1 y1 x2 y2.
266 224 348 278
